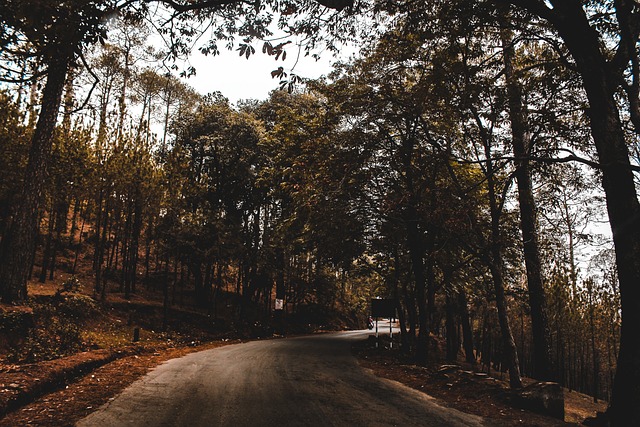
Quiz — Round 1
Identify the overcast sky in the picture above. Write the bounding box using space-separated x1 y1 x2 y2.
178 41 354 104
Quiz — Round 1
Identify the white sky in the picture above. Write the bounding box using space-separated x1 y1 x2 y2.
178 42 354 104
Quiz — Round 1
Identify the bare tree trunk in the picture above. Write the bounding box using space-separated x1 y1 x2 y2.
556 9 640 422
484 131 523 389
404 206 429 365
500 18 553 382
393 249 410 352
0 51 71 302
458 288 476 364
128 193 143 295
163 252 170 332
502 2 640 420
98 196 110 301
445 293 457 361
212 263 223 321
72 212 86 274
49 198 67 280
40 204 55 282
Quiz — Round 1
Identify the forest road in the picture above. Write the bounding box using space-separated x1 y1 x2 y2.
76 327 485 427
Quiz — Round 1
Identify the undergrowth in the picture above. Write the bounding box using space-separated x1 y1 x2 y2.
6 293 99 363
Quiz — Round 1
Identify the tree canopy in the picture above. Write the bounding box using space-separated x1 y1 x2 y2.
2 0 640 424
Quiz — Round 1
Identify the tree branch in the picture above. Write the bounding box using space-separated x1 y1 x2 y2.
454 148 640 172
71 49 100 114
146 0 250 13
498 0 558 24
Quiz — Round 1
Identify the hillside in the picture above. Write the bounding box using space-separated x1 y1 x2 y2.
0 275 607 426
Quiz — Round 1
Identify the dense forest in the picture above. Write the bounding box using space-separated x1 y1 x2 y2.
1 0 640 424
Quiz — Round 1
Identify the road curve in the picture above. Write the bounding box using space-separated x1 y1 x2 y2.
77 330 484 426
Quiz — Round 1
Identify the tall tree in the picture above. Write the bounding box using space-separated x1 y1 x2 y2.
0 1 116 301
499 13 553 381
494 1 640 422
0 0 354 303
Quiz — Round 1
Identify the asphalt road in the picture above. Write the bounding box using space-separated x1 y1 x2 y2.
77 328 484 427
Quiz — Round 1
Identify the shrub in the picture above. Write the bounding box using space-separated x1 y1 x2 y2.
6 300 88 363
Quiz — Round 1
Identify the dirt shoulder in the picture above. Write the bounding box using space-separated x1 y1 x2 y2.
352 337 607 426
0 340 237 426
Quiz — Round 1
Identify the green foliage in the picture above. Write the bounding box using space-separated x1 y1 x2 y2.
163 96 264 263
0 1 120 80
0 91 31 227
57 275 81 294
0 309 33 335
55 293 100 320
2 293 99 363
11 317 83 363
7 300 89 363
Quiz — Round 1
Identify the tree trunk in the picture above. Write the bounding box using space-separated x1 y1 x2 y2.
548 5 640 423
48 226 59 281
212 263 223 321
69 199 80 244
405 205 429 365
500 21 554 381
39 205 55 283
49 198 67 280
445 293 457 361
393 249 410 352
98 196 110 301
72 212 86 274
0 51 71 302
481 309 492 374
591 306 599 403
496 0 640 419
489 254 523 389
484 131 523 389
458 288 476 364
162 252 170 332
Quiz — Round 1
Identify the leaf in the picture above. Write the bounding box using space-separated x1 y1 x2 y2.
271 67 287 79
237 44 255 59
282 3 298 15
246 45 255 59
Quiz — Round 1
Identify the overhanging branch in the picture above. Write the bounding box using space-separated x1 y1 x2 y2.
148 0 250 13
71 49 99 114
454 149 640 172
143 0 353 14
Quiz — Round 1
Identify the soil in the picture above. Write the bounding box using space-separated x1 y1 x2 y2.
0 333 608 426
0 340 235 426
353 337 608 426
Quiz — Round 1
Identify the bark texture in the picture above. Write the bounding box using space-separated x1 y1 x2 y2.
0 50 71 302
500 22 554 381
548 3 640 423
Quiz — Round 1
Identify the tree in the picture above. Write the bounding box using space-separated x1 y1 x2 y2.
0 91 31 232
499 12 553 381
490 1 640 422
0 1 119 301
401 0 640 417
317 32 510 370
165 95 264 307
0 0 354 303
